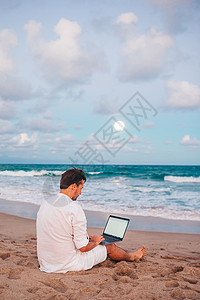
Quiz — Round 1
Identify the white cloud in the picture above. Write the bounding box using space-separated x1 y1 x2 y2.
116 15 174 81
0 98 16 119
24 18 104 82
180 134 200 146
166 80 200 108
24 20 42 41
0 29 18 75
9 132 38 148
116 12 138 25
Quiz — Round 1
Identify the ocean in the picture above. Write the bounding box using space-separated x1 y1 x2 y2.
0 164 200 222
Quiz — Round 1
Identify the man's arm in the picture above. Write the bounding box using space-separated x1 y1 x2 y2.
79 235 105 252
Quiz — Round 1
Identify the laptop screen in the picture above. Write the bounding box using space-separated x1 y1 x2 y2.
103 215 129 239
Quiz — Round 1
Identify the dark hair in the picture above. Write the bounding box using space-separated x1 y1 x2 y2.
60 167 86 189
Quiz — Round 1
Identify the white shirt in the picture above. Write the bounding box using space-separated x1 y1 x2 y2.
36 193 90 273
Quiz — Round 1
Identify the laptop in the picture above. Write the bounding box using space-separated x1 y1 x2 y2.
100 215 130 245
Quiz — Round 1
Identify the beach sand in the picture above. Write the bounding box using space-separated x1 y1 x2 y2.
0 212 200 300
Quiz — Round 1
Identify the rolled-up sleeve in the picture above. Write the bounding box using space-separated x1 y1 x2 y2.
72 204 89 249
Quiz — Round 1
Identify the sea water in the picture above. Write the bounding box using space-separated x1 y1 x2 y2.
0 164 200 221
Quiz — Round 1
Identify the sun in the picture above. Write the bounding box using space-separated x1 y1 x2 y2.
113 120 125 131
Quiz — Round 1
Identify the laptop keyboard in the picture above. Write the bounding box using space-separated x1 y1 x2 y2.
104 236 117 242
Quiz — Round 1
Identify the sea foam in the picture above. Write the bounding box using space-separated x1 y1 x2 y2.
134 187 171 193
88 172 102 175
164 176 200 183
0 170 62 177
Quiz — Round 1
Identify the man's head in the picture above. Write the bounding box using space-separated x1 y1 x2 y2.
60 167 86 200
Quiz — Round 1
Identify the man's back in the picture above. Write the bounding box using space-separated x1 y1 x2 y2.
37 193 88 273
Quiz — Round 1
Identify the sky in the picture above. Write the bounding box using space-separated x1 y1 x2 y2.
0 0 199 165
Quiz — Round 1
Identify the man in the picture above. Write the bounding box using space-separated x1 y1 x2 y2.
37 167 146 273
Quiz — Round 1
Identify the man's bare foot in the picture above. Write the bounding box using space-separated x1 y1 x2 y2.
129 246 146 261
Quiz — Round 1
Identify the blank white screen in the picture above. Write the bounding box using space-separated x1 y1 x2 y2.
104 217 128 238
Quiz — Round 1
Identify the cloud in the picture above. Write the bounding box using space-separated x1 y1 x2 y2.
55 135 74 144
74 125 82 130
116 12 138 25
24 20 42 41
0 75 32 101
115 12 138 40
166 80 200 108
123 145 139 152
116 14 174 81
93 96 119 115
128 135 141 144
180 134 200 146
24 18 105 83
49 134 74 153
0 98 16 119
9 132 38 148
140 144 153 154
64 88 85 102
26 115 65 133
145 145 153 154
0 29 18 75
165 140 173 144
141 121 155 129
2 132 38 155
0 29 33 102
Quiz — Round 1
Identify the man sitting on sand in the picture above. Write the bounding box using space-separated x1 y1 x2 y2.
36 168 146 273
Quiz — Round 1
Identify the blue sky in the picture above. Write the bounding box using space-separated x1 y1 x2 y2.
0 0 199 165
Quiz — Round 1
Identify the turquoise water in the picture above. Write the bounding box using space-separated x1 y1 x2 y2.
0 164 200 221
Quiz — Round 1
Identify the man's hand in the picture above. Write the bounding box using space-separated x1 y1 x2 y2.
79 235 105 253
90 235 105 246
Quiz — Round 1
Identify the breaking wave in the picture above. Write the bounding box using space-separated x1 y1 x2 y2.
0 170 63 177
164 176 200 183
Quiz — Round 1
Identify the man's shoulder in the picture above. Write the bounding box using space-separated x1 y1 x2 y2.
57 194 84 212
40 193 84 214
70 200 84 211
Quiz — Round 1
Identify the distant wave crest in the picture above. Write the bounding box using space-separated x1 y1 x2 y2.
87 172 102 175
0 170 63 177
164 176 200 183
134 187 171 193
0 170 105 177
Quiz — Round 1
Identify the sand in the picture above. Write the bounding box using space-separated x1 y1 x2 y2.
0 212 200 300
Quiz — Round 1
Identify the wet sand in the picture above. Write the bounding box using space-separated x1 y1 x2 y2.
1 198 200 234
0 212 200 299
